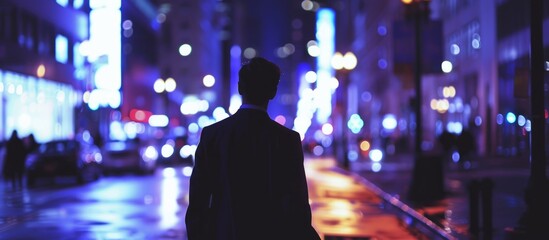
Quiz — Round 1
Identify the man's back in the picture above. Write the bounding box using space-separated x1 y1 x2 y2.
187 108 318 239
185 56 320 240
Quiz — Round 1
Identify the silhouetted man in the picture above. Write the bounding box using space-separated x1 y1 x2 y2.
186 57 321 240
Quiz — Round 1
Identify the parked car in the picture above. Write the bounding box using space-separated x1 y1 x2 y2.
101 139 158 175
26 139 103 186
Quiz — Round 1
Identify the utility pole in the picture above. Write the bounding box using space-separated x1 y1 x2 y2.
413 1 423 160
332 52 357 170
507 0 549 238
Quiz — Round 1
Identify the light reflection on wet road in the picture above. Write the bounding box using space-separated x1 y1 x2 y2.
0 166 192 240
2 159 429 240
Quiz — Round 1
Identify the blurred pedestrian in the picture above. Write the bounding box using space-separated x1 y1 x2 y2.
185 57 321 240
2 130 26 189
437 130 456 162
92 129 103 148
457 129 476 169
24 133 39 154
438 130 456 153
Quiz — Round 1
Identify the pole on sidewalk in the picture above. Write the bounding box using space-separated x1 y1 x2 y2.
469 178 494 239
481 178 493 240
405 0 445 205
412 0 424 162
507 0 549 238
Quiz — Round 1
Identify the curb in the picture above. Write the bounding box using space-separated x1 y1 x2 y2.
347 169 459 240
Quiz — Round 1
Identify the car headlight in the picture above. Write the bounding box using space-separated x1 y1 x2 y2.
141 146 158 162
161 144 174 158
94 152 103 163
180 144 197 158
79 148 102 164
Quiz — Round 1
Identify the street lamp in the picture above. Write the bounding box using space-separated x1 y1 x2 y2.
332 51 357 170
154 77 176 116
399 0 447 204
401 0 430 160
154 77 176 94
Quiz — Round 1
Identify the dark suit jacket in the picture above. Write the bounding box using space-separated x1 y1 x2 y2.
186 108 320 240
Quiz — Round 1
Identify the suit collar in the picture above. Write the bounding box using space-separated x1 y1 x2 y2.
236 107 270 118
240 104 267 112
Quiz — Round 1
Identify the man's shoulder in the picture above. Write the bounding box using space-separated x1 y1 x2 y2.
201 114 237 132
203 114 299 137
269 120 300 138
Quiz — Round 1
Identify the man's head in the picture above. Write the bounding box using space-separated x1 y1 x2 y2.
238 57 280 105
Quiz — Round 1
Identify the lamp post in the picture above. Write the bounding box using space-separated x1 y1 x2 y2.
401 0 445 204
332 51 357 170
401 0 430 162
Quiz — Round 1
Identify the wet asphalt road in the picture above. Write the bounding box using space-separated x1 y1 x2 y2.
0 166 193 240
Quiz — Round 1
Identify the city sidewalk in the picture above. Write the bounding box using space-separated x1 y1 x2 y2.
351 153 532 240
304 157 456 239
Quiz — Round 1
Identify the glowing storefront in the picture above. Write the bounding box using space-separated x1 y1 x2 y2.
0 70 78 143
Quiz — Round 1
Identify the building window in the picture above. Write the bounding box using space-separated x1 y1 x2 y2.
0 7 8 40
55 34 68 63
74 42 85 68
56 0 69 7
9 8 18 43
38 25 53 57
73 0 85 9
24 14 38 51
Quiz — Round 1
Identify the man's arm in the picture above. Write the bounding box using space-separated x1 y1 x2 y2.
185 128 210 239
290 131 321 240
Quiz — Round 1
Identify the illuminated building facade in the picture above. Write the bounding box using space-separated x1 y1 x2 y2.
436 0 549 158
347 0 413 158
340 0 549 161
434 0 497 157
0 0 89 143
0 0 154 144
316 0 424 162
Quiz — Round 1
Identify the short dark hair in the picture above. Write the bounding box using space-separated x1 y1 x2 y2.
238 57 280 104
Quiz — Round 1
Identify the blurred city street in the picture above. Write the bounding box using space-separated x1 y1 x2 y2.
0 167 192 240
0 152 537 240
0 157 462 240
1 0 548 239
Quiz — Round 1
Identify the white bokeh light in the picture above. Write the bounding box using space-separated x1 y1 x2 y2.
203 75 215 87
179 44 192 56
441 61 453 73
